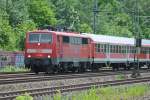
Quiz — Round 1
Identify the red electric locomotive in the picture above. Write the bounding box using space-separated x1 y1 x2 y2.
25 30 91 74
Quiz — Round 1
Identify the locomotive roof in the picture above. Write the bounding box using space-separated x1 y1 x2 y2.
54 31 89 38
82 33 150 47
29 30 89 38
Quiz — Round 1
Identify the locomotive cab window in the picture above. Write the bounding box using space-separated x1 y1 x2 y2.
63 36 69 43
40 34 52 43
29 34 39 43
29 33 52 43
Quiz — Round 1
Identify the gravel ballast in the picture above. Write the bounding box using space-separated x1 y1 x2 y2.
0 72 150 92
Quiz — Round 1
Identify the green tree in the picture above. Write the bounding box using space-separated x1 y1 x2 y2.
15 20 36 50
78 23 92 33
0 10 15 50
4 0 29 26
28 0 57 27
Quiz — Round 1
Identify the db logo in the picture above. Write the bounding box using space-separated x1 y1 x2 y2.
37 49 42 53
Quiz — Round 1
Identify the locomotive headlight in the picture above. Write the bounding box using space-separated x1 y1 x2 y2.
48 55 51 58
28 55 31 58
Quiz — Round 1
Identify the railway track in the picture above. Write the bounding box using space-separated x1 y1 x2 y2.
0 77 150 100
0 72 35 79
0 70 149 85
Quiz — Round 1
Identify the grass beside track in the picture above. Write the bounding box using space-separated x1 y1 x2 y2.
51 84 149 100
0 66 30 73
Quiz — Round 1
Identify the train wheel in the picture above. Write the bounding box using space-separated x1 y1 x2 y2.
34 69 39 74
71 67 76 73
25 64 30 69
46 66 54 74
31 66 39 74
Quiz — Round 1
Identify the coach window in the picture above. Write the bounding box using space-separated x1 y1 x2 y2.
82 38 88 44
95 44 98 52
128 46 131 53
114 45 117 53
63 36 69 43
118 45 120 53
142 47 147 54
110 45 113 53
120 46 122 53
131 46 135 53
104 44 107 53
113 45 116 53
129 46 131 53
112 45 115 53
101 44 104 53
126 46 129 53
120 45 123 53
111 45 115 53
96 44 101 52
141 47 144 54
122 46 125 53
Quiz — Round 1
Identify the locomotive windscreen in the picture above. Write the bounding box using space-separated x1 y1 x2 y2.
29 33 52 43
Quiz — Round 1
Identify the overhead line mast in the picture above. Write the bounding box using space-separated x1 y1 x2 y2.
93 0 99 34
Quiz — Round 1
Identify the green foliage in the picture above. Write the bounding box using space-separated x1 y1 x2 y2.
0 66 30 72
0 0 149 50
0 12 16 50
28 0 57 27
53 90 62 100
116 74 127 80
78 23 92 33
15 20 36 50
52 84 149 100
6 0 29 26
15 93 33 100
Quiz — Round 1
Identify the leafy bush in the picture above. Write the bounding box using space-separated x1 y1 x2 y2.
52 84 149 100
15 93 33 100
0 66 30 72
116 74 127 80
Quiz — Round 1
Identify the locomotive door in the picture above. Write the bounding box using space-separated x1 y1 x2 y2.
57 36 63 58
71 37 80 59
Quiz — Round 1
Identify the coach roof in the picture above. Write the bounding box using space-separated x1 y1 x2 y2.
82 33 150 47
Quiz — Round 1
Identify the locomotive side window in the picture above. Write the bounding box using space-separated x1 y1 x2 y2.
70 37 81 45
63 36 69 43
82 38 88 44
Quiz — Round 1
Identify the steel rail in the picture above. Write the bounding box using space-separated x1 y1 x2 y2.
0 70 149 85
0 77 150 100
